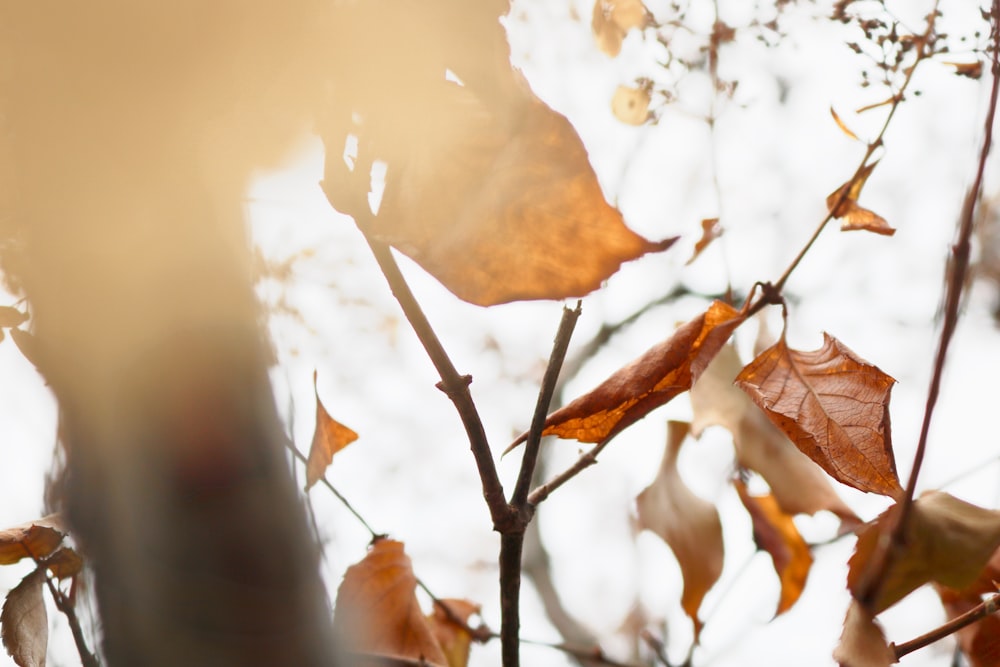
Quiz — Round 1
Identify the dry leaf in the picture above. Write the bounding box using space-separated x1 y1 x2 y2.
0 516 65 566
848 491 1000 613
0 307 27 329
826 162 895 236
370 90 675 306
945 60 984 79
509 300 743 449
686 218 723 266
426 599 480 667
636 422 724 640
611 85 651 125
937 547 1000 667
592 0 650 57
830 106 861 142
333 538 448 666
832 602 894 667
1 568 47 667
734 479 813 616
43 547 83 580
305 371 359 490
691 345 859 522
735 333 902 498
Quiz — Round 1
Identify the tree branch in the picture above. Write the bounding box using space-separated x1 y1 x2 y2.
892 594 1000 660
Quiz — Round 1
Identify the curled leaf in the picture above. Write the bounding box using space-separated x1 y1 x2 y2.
1 568 47 667
848 491 1000 613
43 547 83 580
832 602 894 667
592 0 650 57
509 300 744 449
826 162 895 236
0 516 65 566
611 85 651 125
427 599 481 667
944 61 984 79
305 371 359 490
735 333 901 498
333 539 448 666
636 422 723 641
734 479 813 616
685 218 723 266
830 106 861 142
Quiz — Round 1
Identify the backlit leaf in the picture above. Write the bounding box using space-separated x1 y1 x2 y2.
848 491 1000 613
43 547 83 580
685 218 723 266
735 333 902 498
510 300 743 448
611 85 651 125
426 599 480 667
305 371 359 491
333 538 448 666
826 162 896 236
1 568 47 667
734 479 813 616
937 547 1000 667
0 516 65 566
832 602 894 667
692 345 859 522
593 0 650 57
636 422 723 641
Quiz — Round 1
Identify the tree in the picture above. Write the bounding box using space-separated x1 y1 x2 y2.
0 1 999 666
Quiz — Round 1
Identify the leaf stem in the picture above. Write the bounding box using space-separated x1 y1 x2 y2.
891 593 1000 660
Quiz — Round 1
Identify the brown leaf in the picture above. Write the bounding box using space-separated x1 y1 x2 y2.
945 60 984 79
734 479 813 616
426 599 480 667
735 333 902 498
611 85 651 125
1 568 47 667
848 491 1000 613
372 88 676 307
305 371 358 490
333 538 448 667
592 0 650 57
636 422 724 641
830 106 861 142
691 345 859 523
510 300 743 449
826 162 896 236
0 516 65 566
685 218 723 266
937 547 1000 667
0 307 27 329
43 547 83 580
832 602 894 667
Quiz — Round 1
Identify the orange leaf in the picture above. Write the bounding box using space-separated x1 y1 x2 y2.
944 60 984 79
373 88 676 307
333 539 448 666
848 492 1000 613
832 602 894 667
43 547 83 580
636 422 723 641
306 371 358 490
685 218 723 266
830 106 861 142
734 479 813 616
826 163 896 236
937 548 1000 667
735 333 902 498
426 599 480 667
692 345 859 523
1 568 47 667
510 300 743 448
592 0 650 57
0 516 65 566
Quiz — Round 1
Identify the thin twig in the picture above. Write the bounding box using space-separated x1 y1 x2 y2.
45 573 101 667
511 302 581 508
892 594 1000 660
527 437 615 506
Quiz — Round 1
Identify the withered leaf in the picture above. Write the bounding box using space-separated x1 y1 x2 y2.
593 0 650 57
305 371 359 491
734 479 813 616
685 218 723 266
43 547 83 580
830 106 861 142
735 333 902 498
937 547 1000 667
945 60 984 79
611 85 651 125
0 307 27 329
426 599 480 667
509 300 743 449
371 87 676 307
692 345 859 523
1 568 47 667
0 516 65 566
636 422 723 641
333 538 448 667
826 162 895 236
832 602 894 667
848 491 1000 613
